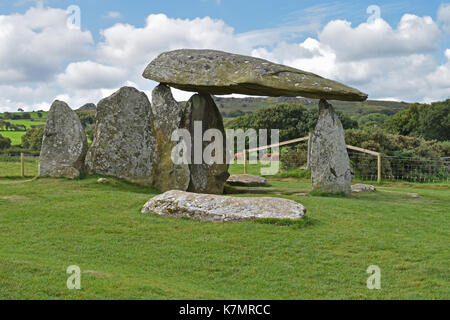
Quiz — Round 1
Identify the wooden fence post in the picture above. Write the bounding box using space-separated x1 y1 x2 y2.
243 150 248 174
377 154 382 184
307 133 312 170
21 153 25 178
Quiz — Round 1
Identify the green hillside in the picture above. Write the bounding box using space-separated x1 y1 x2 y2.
213 96 411 118
0 112 48 145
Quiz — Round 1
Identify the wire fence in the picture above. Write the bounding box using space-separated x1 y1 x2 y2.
0 153 39 178
347 152 449 183
0 149 448 183
258 145 449 183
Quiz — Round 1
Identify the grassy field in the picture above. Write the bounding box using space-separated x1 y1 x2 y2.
0 112 47 145
0 161 448 300
0 131 26 145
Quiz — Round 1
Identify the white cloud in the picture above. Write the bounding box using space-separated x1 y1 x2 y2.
438 3 450 32
318 15 440 61
0 8 449 112
438 3 450 23
0 7 93 84
57 61 128 90
96 14 243 68
251 15 449 102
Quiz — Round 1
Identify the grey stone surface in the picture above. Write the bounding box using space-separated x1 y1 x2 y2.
39 100 88 179
151 84 190 192
310 99 352 194
184 93 229 194
85 87 156 185
143 49 368 101
351 184 376 193
227 174 271 187
141 190 306 222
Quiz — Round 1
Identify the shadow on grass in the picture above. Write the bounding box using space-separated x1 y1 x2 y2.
310 191 348 198
253 216 317 229
92 176 160 195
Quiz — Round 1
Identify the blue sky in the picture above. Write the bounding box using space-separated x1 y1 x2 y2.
0 0 449 111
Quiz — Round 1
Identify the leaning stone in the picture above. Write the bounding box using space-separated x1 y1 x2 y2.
143 49 368 101
85 87 156 186
39 100 87 179
141 190 306 222
183 93 230 194
310 99 352 194
151 84 190 192
351 184 376 193
227 174 271 187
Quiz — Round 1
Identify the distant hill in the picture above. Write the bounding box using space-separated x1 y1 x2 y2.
213 96 411 118
77 103 96 112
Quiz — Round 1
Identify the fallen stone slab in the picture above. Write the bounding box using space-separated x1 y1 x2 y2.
143 49 368 101
351 184 376 193
226 174 271 187
141 190 306 222
39 100 88 179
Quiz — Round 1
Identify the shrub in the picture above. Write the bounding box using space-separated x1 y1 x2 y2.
21 127 44 152
0 134 11 150
345 129 448 181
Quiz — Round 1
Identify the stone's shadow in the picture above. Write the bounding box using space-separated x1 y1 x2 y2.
252 216 318 229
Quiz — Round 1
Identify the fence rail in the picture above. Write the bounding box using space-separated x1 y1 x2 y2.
242 136 449 183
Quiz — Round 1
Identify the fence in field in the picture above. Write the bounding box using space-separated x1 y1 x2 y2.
0 153 39 178
0 145 448 183
241 135 450 183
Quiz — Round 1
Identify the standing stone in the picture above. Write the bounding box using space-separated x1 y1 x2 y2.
85 87 155 185
151 84 190 192
184 93 229 194
310 99 352 194
39 100 88 179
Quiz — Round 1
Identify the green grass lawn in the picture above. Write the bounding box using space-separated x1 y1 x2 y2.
0 162 449 299
0 157 38 178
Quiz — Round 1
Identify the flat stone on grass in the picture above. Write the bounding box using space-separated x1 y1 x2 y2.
141 190 306 222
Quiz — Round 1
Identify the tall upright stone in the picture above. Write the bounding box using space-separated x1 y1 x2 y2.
310 99 352 194
39 100 88 179
85 87 156 185
184 93 229 194
151 84 190 192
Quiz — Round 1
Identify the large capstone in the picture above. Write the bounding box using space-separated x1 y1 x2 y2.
310 99 352 194
141 190 306 222
183 93 229 194
39 100 88 179
143 49 368 101
85 87 156 185
151 84 190 192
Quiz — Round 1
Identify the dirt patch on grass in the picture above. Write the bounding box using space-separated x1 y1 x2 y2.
381 183 449 190
0 195 31 202
83 270 114 278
